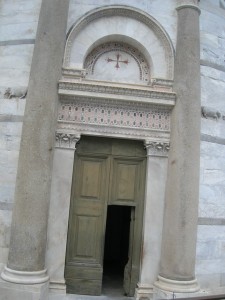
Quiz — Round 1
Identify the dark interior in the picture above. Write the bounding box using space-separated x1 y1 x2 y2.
103 205 131 292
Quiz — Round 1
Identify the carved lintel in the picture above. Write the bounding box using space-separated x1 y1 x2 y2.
144 141 170 157
55 132 80 149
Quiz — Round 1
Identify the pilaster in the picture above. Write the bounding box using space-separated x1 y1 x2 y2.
46 132 80 294
135 140 169 300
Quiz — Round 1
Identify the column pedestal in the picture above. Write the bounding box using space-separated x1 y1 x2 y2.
0 279 49 300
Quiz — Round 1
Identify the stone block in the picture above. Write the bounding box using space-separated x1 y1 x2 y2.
197 273 221 289
0 0 42 41
198 225 225 241
196 259 223 275
0 279 49 300
0 98 26 116
0 210 12 248
0 45 34 90
196 240 219 260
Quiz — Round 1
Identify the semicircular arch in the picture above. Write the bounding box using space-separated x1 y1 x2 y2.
64 5 174 80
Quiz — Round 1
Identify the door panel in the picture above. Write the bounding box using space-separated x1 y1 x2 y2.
65 154 109 295
110 157 144 206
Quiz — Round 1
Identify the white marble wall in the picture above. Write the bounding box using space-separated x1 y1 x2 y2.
0 0 42 271
0 0 225 295
197 0 225 291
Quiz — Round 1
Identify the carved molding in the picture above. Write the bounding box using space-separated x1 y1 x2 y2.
64 6 174 79
58 97 170 134
62 68 86 78
144 141 170 157
55 132 80 149
58 80 176 104
177 0 200 11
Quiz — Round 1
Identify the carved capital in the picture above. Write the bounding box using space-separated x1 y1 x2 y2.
176 0 201 14
144 141 170 157
55 132 80 149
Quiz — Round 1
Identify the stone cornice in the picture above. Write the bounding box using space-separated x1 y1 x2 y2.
58 80 176 107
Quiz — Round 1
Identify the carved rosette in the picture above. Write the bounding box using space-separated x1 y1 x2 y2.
55 132 80 149
144 141 170 157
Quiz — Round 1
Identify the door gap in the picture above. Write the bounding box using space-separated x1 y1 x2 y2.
103 205 131 296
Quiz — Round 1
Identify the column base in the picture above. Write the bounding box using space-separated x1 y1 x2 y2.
154 275 200 293
49 280 66 294
0 277 49 300
1 266 49 284
135 283 155 300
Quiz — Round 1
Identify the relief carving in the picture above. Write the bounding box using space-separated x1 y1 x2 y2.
55 132 80 149
4 87 27 99
144 141 170 157
201 106 223 121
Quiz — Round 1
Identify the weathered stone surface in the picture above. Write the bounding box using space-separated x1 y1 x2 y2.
5 0 70 273
156 1 201 290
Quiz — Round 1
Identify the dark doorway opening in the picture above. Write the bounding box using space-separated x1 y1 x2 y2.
103 205 131 294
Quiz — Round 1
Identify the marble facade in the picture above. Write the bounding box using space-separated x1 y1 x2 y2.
0 0 225 299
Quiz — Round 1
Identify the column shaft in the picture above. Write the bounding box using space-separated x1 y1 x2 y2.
4 0 69 274
155 1 201 292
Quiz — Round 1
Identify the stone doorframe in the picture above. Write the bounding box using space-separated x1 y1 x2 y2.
45 78 176 298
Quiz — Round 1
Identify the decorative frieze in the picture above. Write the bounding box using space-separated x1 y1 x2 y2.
55 132 80 149
144 141 170 157
58 99 170 132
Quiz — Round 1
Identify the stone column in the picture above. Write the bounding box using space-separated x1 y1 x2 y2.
136 141 169 300
154 0 201 293
1 0 70 286
46 132 80 293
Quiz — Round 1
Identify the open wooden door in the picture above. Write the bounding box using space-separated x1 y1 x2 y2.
65 136 146 296
65 152 109 295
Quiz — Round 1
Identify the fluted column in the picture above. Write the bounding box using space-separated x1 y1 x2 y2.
154 0 201 293
1 0 70 284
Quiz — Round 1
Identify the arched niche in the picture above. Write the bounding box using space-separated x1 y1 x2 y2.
84 40 151 85
64 5 175 80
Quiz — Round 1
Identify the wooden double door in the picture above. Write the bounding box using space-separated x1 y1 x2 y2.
65 136 146 296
